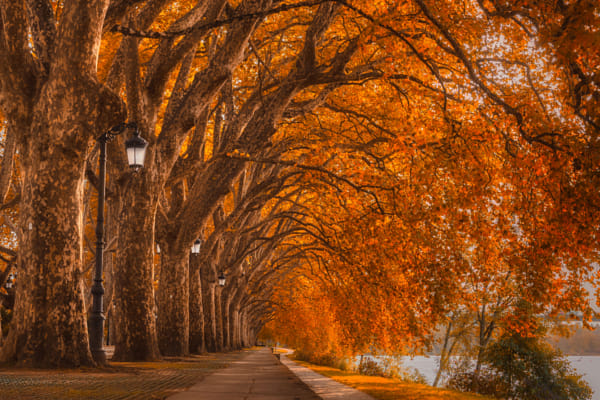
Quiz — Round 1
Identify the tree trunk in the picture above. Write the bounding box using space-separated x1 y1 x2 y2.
237 309 244 348
0 126 16 204
222 291 231 351
201 268 217 352
230 286 247 350
0 151 93 367
111 182 160 361
230 306 241 350
157 251 189 356
229 307 237 349
189 254 205 354
227 299 235 350
226 288 242 350
240 310 249 348
433 319 453 387
0 0 126 362
215 287 224 352
248 323 257 347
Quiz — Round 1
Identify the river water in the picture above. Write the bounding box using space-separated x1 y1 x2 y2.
400 356 599 399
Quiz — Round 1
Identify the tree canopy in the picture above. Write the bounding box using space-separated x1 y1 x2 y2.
0 0 598 370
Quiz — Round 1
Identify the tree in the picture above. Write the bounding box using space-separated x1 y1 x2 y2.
481 306 592 400
106 0 371 359
0 1 127 367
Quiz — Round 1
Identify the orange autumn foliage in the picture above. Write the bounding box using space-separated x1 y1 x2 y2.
260 0 600 360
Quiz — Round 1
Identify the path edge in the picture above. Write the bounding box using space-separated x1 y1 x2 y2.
279 353 376 400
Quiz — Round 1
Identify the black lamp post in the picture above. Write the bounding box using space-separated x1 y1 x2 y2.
89 122 148 364
218 271 226 287
191 238 202 254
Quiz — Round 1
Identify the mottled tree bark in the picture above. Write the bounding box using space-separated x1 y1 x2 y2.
240 310 251 347
214 287 224 352
232 308 241 349
222 291 232 350
157 250 189 356
228 301 239 349
230 283 249 350
201 267 217 352
0 0 124 367
0 126 16 204
1 153 93 367
111 182 160 361
189 254 205 354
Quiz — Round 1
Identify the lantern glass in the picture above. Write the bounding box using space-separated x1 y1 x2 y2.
218 272 226 286
126 146 146 169
125 131 148 170
191 239 202 254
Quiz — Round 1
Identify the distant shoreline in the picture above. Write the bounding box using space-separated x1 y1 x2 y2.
548 325 600 356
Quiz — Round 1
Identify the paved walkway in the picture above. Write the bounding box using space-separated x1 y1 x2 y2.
280 355 375 400
168 348 376 400
167 347 320 399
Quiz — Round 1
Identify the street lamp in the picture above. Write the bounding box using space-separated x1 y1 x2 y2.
5 273 14 289
191 238 202 254
125 131 148 171
218 271 226 287
89 122 148 365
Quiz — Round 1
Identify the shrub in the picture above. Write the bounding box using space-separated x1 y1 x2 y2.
357 356 427 383
483 332 592 400
358 358 385 376
294 349 350 371
446 368 509 398
399 367 428 385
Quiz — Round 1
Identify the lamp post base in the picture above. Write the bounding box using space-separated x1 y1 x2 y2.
88 312 106 365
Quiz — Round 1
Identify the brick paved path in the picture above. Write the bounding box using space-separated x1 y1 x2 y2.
0 351 244 400
167 347 320 400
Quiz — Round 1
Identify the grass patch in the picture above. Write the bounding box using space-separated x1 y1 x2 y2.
293 359 493 400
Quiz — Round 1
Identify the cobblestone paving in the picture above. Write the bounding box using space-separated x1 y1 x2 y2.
0 351 246 400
